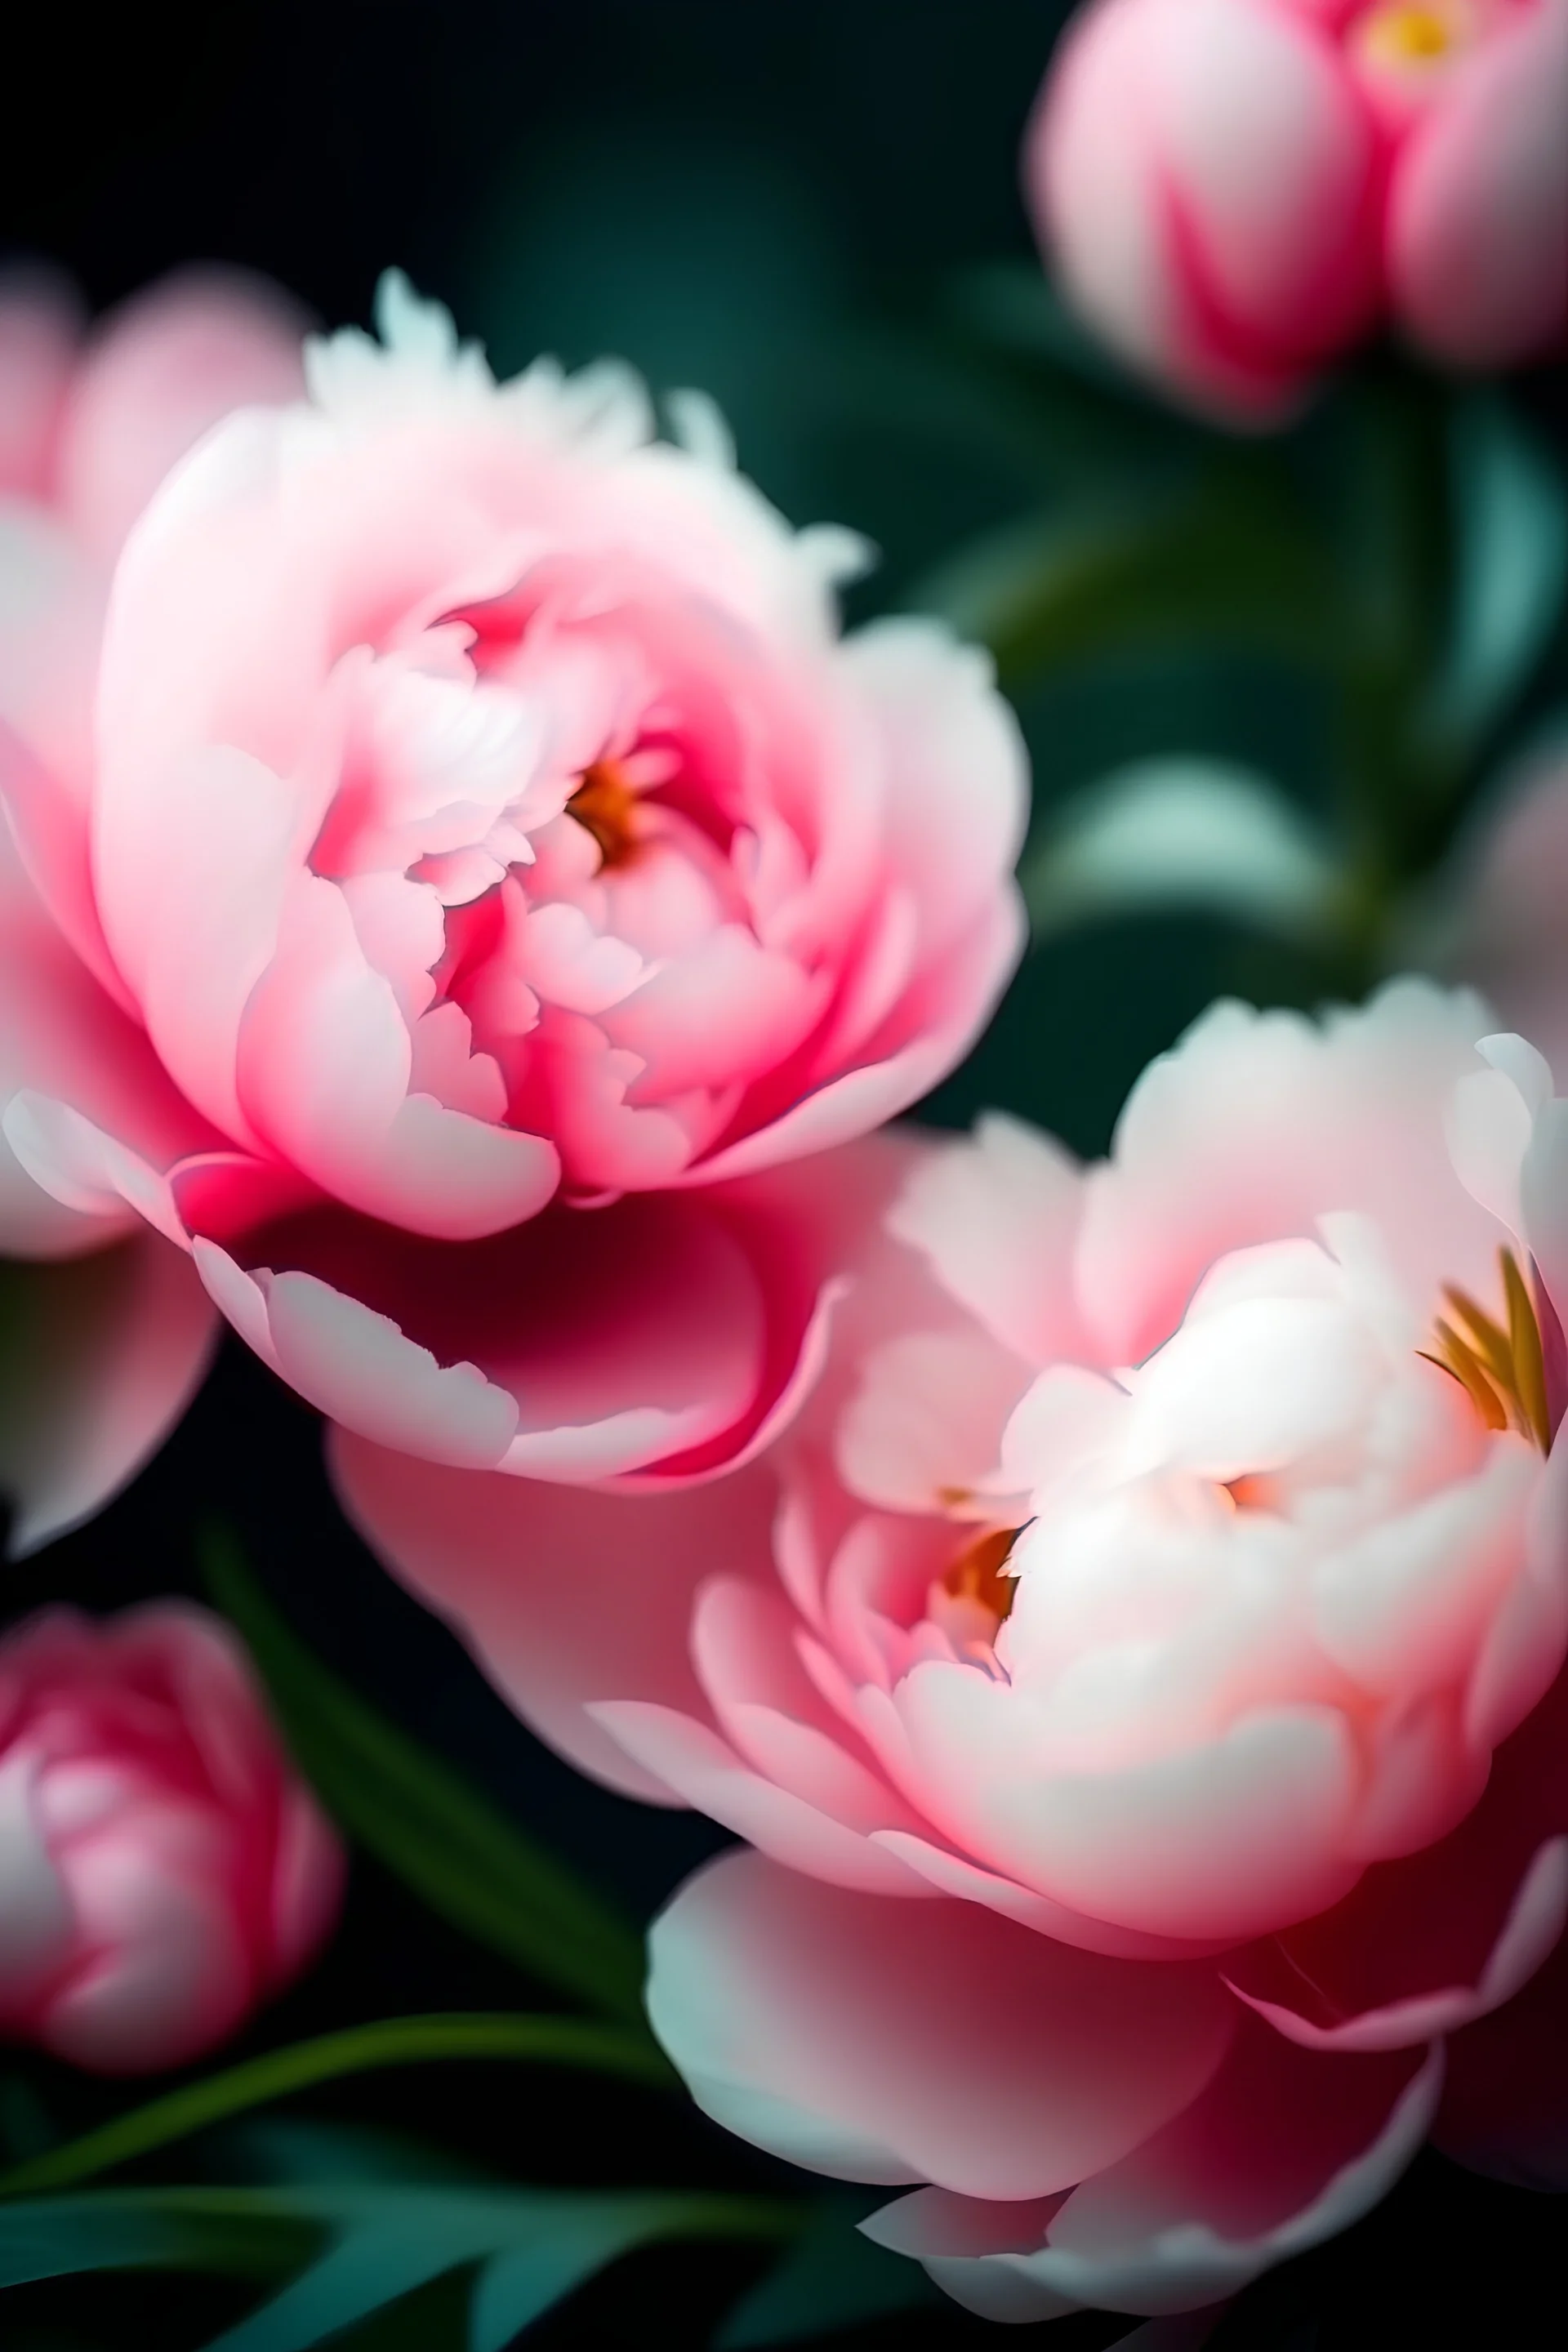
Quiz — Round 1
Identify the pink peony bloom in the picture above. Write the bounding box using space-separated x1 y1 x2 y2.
0 1601 341 2073
0 268 308 1551
1 274 1026 1485
1027 0 1568 418
339 980 1568 2323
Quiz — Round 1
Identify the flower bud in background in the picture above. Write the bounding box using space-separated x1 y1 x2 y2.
1027 0 1568 419
0 267 308 1551
341 982 1568 2324
0 1603 341 2074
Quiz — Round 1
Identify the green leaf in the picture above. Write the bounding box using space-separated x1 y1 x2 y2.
0 2188 312 2290
716 2198 938 2349
468 2218 662 2352
1022 760 1342 950
0 2184 802 2352
913 472 1342 690
1425 390 1568 759
13 2185 800 2348
0 2013 672 2201
200 1527 648 2025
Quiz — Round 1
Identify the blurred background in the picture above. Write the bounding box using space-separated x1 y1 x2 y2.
3 5 1566 2344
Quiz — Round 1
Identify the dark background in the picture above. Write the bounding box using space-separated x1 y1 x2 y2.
2 5 1564 2345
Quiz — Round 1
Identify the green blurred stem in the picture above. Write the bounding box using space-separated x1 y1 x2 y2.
0 2012 676 2201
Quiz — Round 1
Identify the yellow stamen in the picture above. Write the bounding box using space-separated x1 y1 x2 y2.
567 760 641 869
1357 4 1465 65
1422 1250 1553 1451
944 1526 1020 1623
1501 1250 1551 1454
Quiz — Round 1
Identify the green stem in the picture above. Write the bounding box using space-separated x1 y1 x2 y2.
0 2012 675 2201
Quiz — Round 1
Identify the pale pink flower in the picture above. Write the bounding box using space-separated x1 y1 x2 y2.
2 274 1025 1485
1027 0 1568 417
0 1602 341 2073
340 980 1568 2323
0 268 307 1550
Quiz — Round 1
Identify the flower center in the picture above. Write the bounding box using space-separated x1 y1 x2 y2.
1423 1247 1555 1451
944 1526 1022 1622
567 760 641 869
1355 2 1471 65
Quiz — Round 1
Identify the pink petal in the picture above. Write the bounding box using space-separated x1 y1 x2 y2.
648 1850 1236 2202
684 895 1026 1187
837 619 1029 963
886 1110 1086 1368
1390 0 1568 368
888 1670 1363 1943
238 872 559 1240
0 1233 216 1557
1224 1654 1568 2049
58 269 307 564
1079 983 1503 1365
0 269 80 497
866 2020 1440 2320
0 822 213 1254
332 1436 778 1801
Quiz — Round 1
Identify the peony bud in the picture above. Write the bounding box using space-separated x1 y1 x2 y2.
0 1602 342 2073
1027 0 1567 417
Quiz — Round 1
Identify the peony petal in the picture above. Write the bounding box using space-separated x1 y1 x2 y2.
332 1436 778 1802
592 1702 925 1892
889 1673 1362 1943
0 270 79 497
866 2021 1441 2322
58 267 308 564
0 1234 216 1557
1080 983 1503 1364
192 1245 519 1469
238 872 559 1241
648 1850 1236 2203
1389 0 1568 368
887 1111 1085 1368
1229 1836 1568 2053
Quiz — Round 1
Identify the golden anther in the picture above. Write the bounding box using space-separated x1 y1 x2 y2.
1358 4 1464 65
568 760 641 869
1422 1249 1552 1452
944 1526 1021 1623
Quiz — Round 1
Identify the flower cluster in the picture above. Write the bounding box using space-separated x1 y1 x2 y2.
0 0 1565 2328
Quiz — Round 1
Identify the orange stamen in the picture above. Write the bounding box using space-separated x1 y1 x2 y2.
944 1526 1020 1622
568 760 641 869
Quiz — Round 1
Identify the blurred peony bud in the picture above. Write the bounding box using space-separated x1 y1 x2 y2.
1027 0 1568 418
0 1602 342 2073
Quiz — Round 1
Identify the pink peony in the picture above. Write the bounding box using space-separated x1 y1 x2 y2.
0 1601 341 2074
1 274 1026 1485
1027 0 1568 418
340 980 1568 2323
0 268 307 1551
